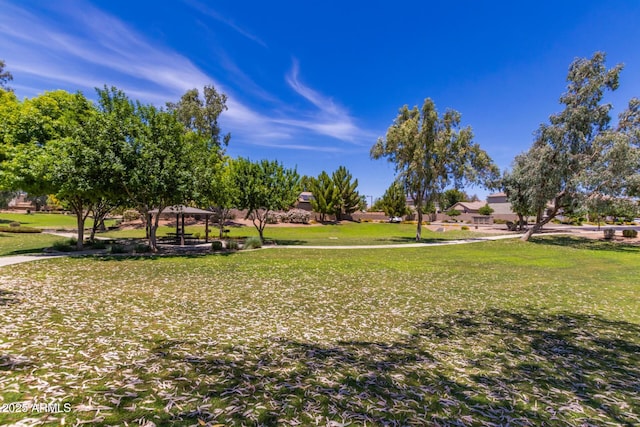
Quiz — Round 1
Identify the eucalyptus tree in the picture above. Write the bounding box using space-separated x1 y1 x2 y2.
502 154 536 230
232 158 300 242
0 59 12 91
516 52 629 241
372 98 498 240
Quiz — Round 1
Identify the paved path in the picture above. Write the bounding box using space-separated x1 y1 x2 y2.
0 234 524 267
0 254 67 267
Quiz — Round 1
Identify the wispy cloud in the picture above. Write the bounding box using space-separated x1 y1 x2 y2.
185 0 268 48
286 59 342 116
0 0 374 152
284 59 376 143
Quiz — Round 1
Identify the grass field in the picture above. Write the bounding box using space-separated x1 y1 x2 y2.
0 212 117 230
0 232 66 256
1 237 638 425
103 221 487 246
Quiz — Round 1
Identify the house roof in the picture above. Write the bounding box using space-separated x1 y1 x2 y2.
149 205 213 215
451 201 487 211
298 191 314 202
488 192 507 198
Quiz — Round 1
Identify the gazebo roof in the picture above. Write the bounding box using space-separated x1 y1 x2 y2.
149 205 213 215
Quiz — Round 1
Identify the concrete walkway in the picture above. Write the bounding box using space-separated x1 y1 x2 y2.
0 254 67 267
0 234 524 267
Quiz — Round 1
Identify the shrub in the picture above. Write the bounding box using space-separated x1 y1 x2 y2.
0 225 41 233
243 236 263 250
88 240 107 250
493 219 507 224
265 212 281 224
122 210 141 222
211 241 224 251
622 229 638 238
461 225 469 230
52 238 77 252
9 221 21 227
603 229 615 240
227 240 239 250
283 209 311 224
134 243 151 253
109 244 127 254
478 204 494 216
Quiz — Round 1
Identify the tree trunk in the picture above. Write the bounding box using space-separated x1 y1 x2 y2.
76 212 85 250
517 213 524 231
416 209 423 241
149 211 161 252
70 198 89 250
522 211 556 241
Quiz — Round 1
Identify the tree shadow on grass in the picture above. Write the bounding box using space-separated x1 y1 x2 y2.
381 235 486 244
101 310 640 426
0 289 18 306
266 239 308 246
529 235 640 253
87 252 236 262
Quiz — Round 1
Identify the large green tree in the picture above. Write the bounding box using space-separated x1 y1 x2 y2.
207 157 239 238
440 188 471 211
1 90 111 249
372 98 498 240
331 166 361 220
168 85 230 208
513 52 634 241
308 170 337 222
379 180 410 217
233 158 300 242
96 87 197 251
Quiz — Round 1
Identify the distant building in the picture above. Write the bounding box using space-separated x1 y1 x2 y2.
296 191 314 211
448 201 486 214
487 192 515 215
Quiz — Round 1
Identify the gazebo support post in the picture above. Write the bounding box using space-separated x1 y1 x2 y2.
181 214 185 246
175 214 180 245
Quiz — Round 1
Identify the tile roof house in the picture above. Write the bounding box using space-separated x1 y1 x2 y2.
448 201 487 214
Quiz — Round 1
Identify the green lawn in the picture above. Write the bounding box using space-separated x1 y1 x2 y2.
0 232 67 256
1 237 638 425
103 221 488 245
0 212 117 229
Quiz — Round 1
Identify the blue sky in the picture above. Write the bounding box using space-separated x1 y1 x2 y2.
2 1 640 202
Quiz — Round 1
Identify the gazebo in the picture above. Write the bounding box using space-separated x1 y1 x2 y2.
149 205 214 245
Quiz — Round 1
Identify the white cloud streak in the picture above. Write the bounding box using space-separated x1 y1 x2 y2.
0 1 374 151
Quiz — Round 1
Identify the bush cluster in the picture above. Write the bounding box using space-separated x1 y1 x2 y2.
211 241 224 251
622 229 638 238
122 209 141 222
52 238 77 252
282 209 311 224
109 244 127 254
242 236 263 249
